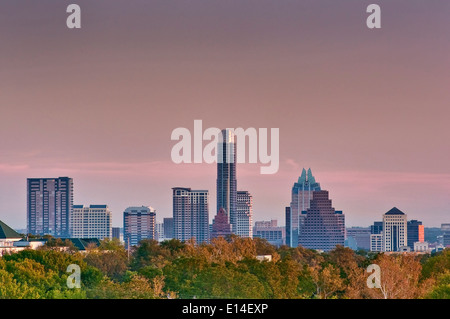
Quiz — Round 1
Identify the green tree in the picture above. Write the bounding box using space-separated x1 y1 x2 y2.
84 238 128 280
422 249 450 279
86 272 167 299
0 268 41 299
42 238 78 253
131 239 170 270
426 271 450 299
191 264 267 299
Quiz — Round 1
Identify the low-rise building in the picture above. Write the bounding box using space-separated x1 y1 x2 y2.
253 220 285 247
414 241 430 253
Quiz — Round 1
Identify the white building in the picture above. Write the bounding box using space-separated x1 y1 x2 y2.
414 241 430 252
71 205 112 240
370 233 383 252
156 222 165 242
235 191 253 238
382 207 408 252
0 220 24 256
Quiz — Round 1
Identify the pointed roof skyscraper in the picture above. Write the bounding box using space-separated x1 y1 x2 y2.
298 168 307 183
307 168 316 185
385 207 405 215
287 168 321 247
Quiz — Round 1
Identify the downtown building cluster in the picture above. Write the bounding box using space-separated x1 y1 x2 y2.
346 210 448 253
14 130 448 254
20 131 347 252
22 130 255 247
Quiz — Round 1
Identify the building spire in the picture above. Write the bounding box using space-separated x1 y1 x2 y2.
307 168 316 184
298 168 307 183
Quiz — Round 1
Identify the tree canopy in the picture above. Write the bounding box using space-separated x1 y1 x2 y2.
0 238 447 299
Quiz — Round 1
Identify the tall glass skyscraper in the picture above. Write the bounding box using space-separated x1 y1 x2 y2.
27 177 73 237
287 168 321 247
216 129 237 227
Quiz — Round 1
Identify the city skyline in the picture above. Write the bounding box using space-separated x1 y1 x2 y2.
11 169 449 231
1 1 450 229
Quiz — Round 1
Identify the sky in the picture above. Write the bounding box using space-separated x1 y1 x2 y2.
0 0 449 229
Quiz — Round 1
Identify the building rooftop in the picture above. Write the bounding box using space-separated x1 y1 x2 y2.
293 168 321 192
74 205 108 209
385 207 405 215
60 238 101 250
0 220 22 239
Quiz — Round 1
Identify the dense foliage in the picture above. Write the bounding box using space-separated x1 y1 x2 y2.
0 236 448 299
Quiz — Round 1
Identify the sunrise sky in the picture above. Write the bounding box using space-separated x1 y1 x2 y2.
0 0 449 229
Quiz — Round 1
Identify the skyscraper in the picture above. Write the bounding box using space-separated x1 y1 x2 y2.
298 190 345 252
407 220 424 250
123 206 156 247
287 168 321 247
217 129 237 228
382 207 408 252
71 205 112 240
235 190 253 238
27 177 73 237
210 208 232 239
173 187 209 243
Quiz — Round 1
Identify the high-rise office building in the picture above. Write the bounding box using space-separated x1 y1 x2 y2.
407 220 424 250
235 191 253 238
217 129 237 228
382 207 408 252
210 208 232 239
287 168 321 247
298 190 345 252
71 205 112 240
27 177 73 237
123 206 156 247
173 187 209 243
163 217 174 240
